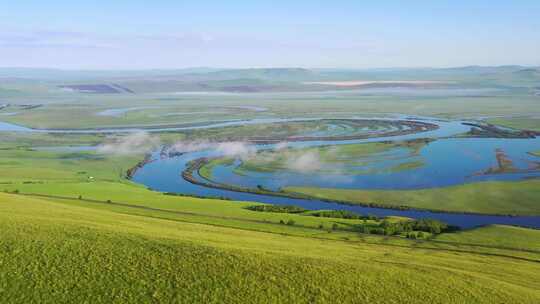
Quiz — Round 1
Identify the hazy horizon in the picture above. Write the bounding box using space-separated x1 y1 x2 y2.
0 65 539 72
2 1 539 69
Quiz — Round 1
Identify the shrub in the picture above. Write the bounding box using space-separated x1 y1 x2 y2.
309 210 363 219
407 232 417 239
379 228 388 235
246 205 306 213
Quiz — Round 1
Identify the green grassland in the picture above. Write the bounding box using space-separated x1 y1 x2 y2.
2 88 540 130
0 132 105 147
0 147 138 183
285 180 540 216
0 131 540 302
2 192 540 303
199 157 235 179
2 66 540 131
229 141 425 176
0 139 409 234
435 225 540 252
487 117 540 132
2 69 540 302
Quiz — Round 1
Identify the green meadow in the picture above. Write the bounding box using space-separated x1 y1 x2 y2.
487 117 540 132
0 130 539 302
285 180 540 216
435 224 540 251
1 66 540 302
2 190 540 303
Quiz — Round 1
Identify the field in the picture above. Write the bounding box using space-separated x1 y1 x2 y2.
1 67 540 302
486 117 540 132
285 180 540 216
0 130 539 302
2 191 540 303
1 94 540 130
435 224 540 251
1 68 540 130
231 141 426 175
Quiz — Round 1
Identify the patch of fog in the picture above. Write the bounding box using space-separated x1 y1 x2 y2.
167 139 329 173
168 140 256 160
286 151 322 173
97 131 160 155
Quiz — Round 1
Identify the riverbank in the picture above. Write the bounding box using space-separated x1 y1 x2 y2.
180 155 540 217
284 180 540 216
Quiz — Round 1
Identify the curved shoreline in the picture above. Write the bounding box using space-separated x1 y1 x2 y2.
0 117 439 136
128 116 540 228
236 119 439 144
181 155 539 218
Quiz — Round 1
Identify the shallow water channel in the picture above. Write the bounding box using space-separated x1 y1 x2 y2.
130 118 540 229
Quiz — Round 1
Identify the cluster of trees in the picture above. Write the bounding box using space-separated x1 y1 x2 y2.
308 210 378 220
357 218 456 237
246 204 456 238
246 204 306 213
279 219 296 225
246 205 380 221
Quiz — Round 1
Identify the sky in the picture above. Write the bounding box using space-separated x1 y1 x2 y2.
1 1 539 69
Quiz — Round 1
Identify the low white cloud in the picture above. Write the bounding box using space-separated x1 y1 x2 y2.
168 140 216 153
168 140 256 159
286 151 322 173
98 132 160 155
216 142 256 159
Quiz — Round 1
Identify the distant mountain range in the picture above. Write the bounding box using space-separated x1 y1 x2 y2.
0 65 538 80
1 66 538 94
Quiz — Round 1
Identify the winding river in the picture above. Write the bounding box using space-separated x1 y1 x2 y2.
130 118 540 229
2 116 539 228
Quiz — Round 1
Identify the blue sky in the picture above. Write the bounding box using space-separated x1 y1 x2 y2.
1 1 539 69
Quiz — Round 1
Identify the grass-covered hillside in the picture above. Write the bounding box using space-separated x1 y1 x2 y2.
0 131 538 303
1 192 540 303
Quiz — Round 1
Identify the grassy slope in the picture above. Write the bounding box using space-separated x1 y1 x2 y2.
285 179 540 215
0 148 139 182
1 133 539 302
435 225 540 252
0 138 397 233
1 193 540 303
